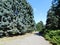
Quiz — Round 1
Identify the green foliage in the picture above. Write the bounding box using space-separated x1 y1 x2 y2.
45 1 60 45
44 30 60 45
0 30 4 37
0 0 35 37
36 21 44 32
46 8 58 30
46 0 60 30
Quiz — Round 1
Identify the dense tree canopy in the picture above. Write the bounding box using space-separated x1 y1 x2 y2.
46 0 60 30
0 0 35 37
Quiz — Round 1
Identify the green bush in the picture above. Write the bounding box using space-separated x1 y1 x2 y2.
44 30 60 45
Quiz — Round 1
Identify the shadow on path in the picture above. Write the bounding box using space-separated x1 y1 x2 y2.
34 32 43 36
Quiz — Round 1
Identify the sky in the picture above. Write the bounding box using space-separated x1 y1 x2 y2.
27 0 52 24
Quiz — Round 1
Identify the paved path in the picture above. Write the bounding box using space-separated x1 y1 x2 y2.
0 32 52 45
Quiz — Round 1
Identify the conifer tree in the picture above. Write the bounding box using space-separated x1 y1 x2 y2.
0 0 35 36
46 0 59 30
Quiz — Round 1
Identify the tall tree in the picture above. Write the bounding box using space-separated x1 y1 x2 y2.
46 9 58 30
0 0 35 36
46 0 59 30
54 0 60 29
